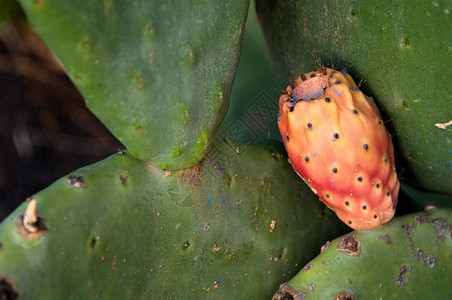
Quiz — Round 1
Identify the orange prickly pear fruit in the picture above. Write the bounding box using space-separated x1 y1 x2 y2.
278 67 399 230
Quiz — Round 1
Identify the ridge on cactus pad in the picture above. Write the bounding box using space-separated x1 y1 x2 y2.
278 67 399 230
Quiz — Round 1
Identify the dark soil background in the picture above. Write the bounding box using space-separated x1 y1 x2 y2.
0 21 123 221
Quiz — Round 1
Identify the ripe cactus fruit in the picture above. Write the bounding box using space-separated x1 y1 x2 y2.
278 67 400 230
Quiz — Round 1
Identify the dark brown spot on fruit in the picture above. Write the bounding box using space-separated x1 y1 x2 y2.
374 214 378 219
304 156 309 163
325 193 330 198
289 106 294 112
325 97 331 103
345 201 349 206
383 156 388 163
348 220 352 224
337 235 360 257
333 133 339 139
363 144 369 150
362 205 367 209
286 135 290 142
301 74 307 81
375 183 380 188
310 73 316 78
352 109 358 114
357 176 363 182
307 122 312 129
332 168 338 173
386 191 391 196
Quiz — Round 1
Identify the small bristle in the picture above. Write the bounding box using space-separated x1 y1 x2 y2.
357 176 363 182
352 109 358 115
307 122 312 129
325 97 331 103
363 144 369 150
333 133 339 139
345 201 349 206
304 156 309 162
332 168 337 173
301 74 307 81
289 106 294 112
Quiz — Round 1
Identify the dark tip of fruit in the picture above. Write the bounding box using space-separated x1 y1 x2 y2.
289 106 294 112
301 74 307 81
362 205 367 209
304 156 309 162
325 97 331 103
307 122 312 128
310 73 316 78
286 135 290 142
332 168 338 173
357 176 363 182
352 109 358 114
345 201 349 206
333 133 339 139
375 183 380 188
363 144 369 150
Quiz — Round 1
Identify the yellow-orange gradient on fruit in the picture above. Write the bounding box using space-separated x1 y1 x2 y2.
278 68 399 230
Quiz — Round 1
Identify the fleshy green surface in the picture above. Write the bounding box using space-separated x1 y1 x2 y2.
0 140 348 299
256 0 452 194
18 0 250 169
274 208 452 299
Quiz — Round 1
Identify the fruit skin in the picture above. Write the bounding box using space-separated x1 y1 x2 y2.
278 67 399 230
0 140 348 299
272 208 452 299
256 0 452 194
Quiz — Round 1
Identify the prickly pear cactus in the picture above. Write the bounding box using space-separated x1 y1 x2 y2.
273 208 452 299
18 0 250 169
0 140 348 299
256 0 452 194
278 67 399 230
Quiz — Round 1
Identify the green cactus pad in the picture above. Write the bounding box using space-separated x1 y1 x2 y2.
273 208 452 299
256 0 452 194
18 0 250 169
0 140 348 299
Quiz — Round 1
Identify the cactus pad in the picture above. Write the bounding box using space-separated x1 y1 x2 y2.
0 140 348 298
